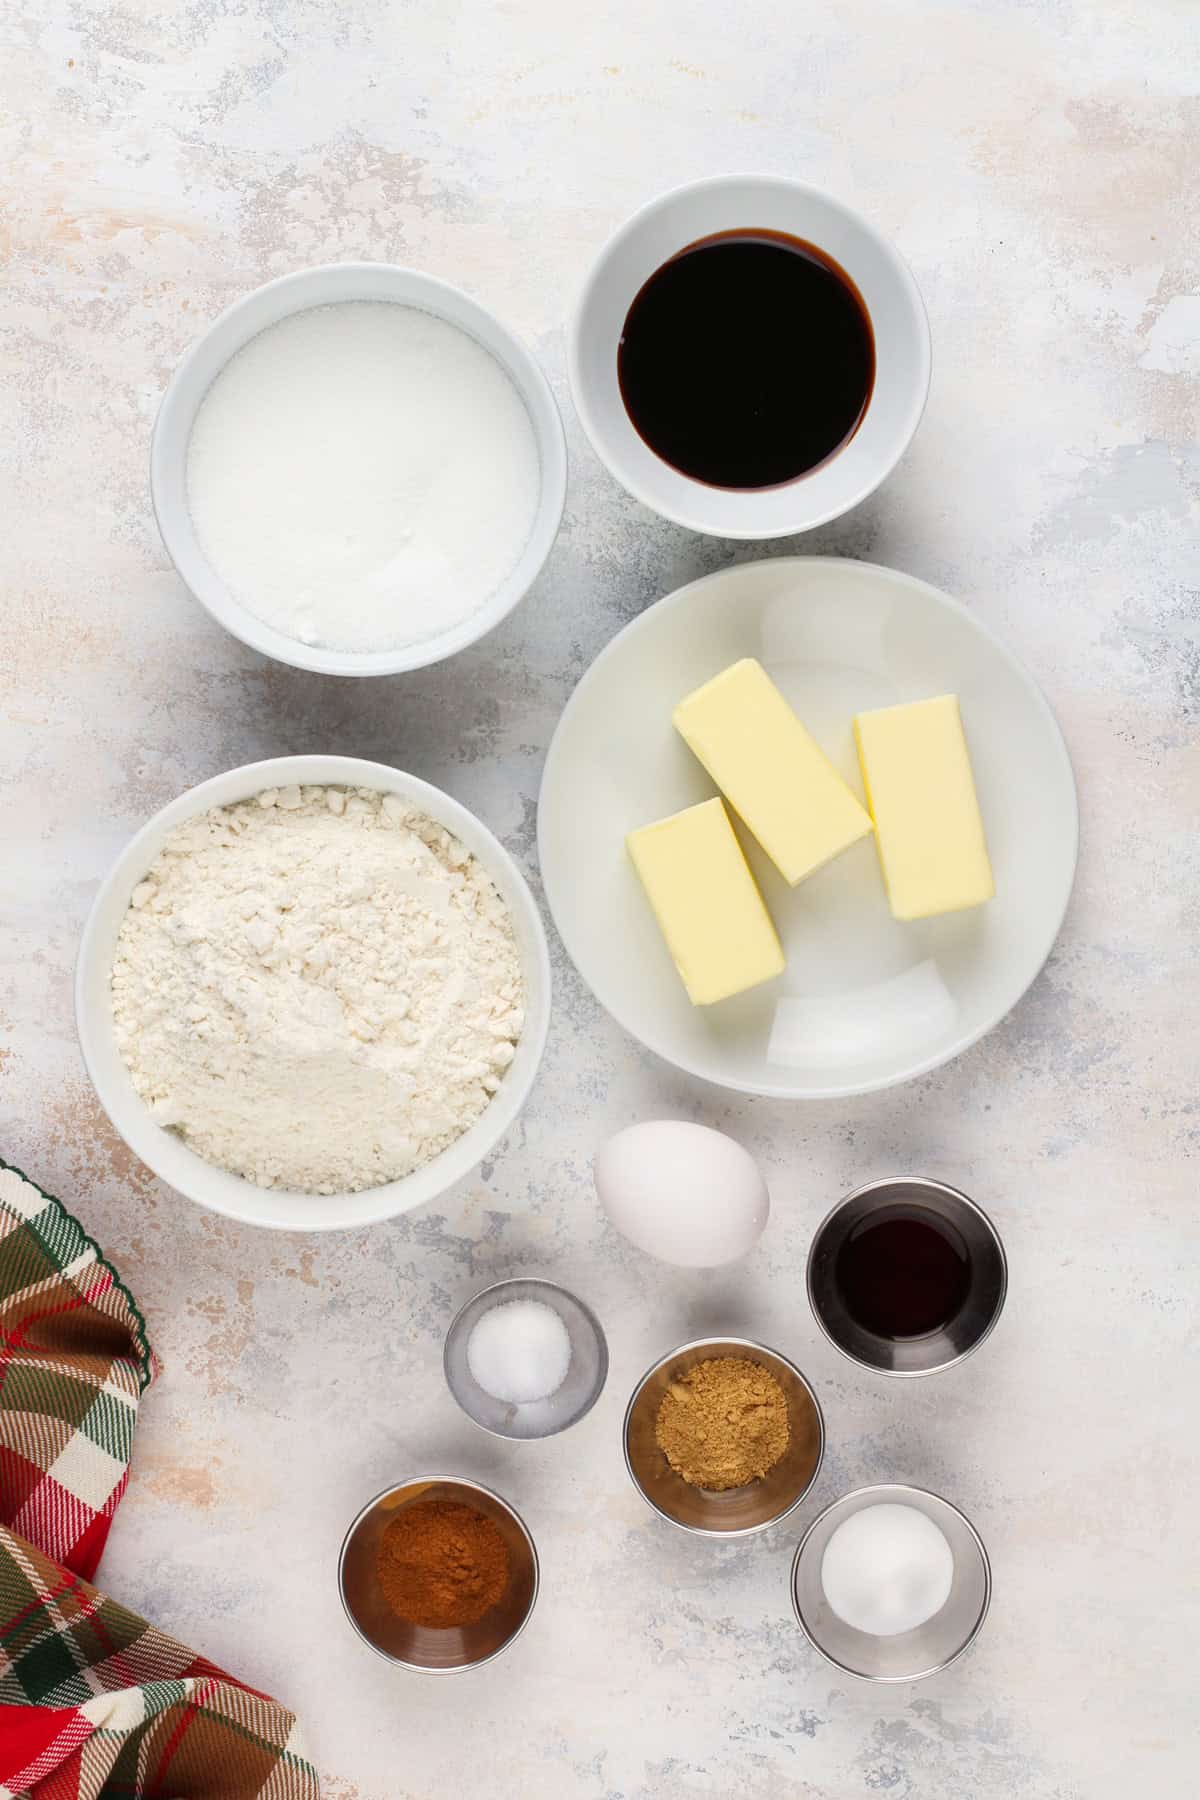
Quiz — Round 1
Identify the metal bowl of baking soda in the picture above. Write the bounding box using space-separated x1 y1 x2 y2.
791 1482 991 1681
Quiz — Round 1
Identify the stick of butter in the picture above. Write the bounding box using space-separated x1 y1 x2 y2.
627 798 785 1005
673 659 872 886
853 695 995 921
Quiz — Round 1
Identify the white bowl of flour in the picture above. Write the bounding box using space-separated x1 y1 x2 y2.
152 264 567 676
75 756 551 1231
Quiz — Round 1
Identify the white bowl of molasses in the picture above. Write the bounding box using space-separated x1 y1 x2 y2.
568 173 930 539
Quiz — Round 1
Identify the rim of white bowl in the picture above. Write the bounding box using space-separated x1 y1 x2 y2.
75 756 552 1231
151 263 568 677
537 556 1079 1100
566 173 931 539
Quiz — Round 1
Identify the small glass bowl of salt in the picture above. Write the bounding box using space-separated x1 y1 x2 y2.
443 1278 608 1440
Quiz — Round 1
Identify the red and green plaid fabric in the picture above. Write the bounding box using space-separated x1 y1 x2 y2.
0 1161 155 1582
0 1160 319 1800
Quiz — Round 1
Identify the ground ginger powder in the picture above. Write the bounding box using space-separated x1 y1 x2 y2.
654 1356 790 1491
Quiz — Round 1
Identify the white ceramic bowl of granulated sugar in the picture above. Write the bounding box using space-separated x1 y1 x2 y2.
75 755 552 1232
152 265 567 676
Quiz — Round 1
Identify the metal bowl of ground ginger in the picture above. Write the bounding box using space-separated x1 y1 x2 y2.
623 1337 825 1536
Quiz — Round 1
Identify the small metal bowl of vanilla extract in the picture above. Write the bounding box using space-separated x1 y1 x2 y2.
806 1176 1007 1377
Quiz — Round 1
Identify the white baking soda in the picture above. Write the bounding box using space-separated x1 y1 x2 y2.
820 1502 955 1637
186 302 541 653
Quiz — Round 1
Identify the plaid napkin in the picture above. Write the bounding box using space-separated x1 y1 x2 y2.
0 1159 320 1800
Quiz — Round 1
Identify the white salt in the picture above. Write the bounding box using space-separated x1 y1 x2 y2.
186 301 541 653
820 1502 955 1638
466 1298 572 1406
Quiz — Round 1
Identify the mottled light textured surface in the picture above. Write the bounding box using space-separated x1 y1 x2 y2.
1 3 1196 1796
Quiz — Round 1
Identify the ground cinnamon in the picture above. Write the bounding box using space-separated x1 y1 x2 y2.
375 1499 509 1628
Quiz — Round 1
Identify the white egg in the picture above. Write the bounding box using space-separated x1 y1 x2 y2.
594 1120 769 1268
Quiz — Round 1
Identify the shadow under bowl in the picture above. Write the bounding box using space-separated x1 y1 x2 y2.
623 1336 824 1536
338 1476 539 1672
806 1176 1007 1376
791 1482 991 1681
443 1278 609 1440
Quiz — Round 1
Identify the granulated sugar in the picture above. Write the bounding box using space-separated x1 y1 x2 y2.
186 302 541 652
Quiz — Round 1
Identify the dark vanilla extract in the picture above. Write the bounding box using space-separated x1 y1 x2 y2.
835 1207 970 1340
617 229 874 489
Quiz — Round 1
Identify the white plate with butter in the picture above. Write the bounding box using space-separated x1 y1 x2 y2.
537 557 1077 1098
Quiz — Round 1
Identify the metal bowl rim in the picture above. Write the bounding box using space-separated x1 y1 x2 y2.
805 1175 1009 1379
442 1276 610 1441
622 1334 826 1538
789 1480 993 1682
337 1472 540 1673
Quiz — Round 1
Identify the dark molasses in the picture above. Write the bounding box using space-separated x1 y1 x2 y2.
617 229 874 490
834 1206 971 1340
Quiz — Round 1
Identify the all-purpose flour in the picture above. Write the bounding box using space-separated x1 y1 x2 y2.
111 786 525 1195
186 302 542 652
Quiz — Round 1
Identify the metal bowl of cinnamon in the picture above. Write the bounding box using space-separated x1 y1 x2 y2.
623 1336 825 1537
338 1475 539 1671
